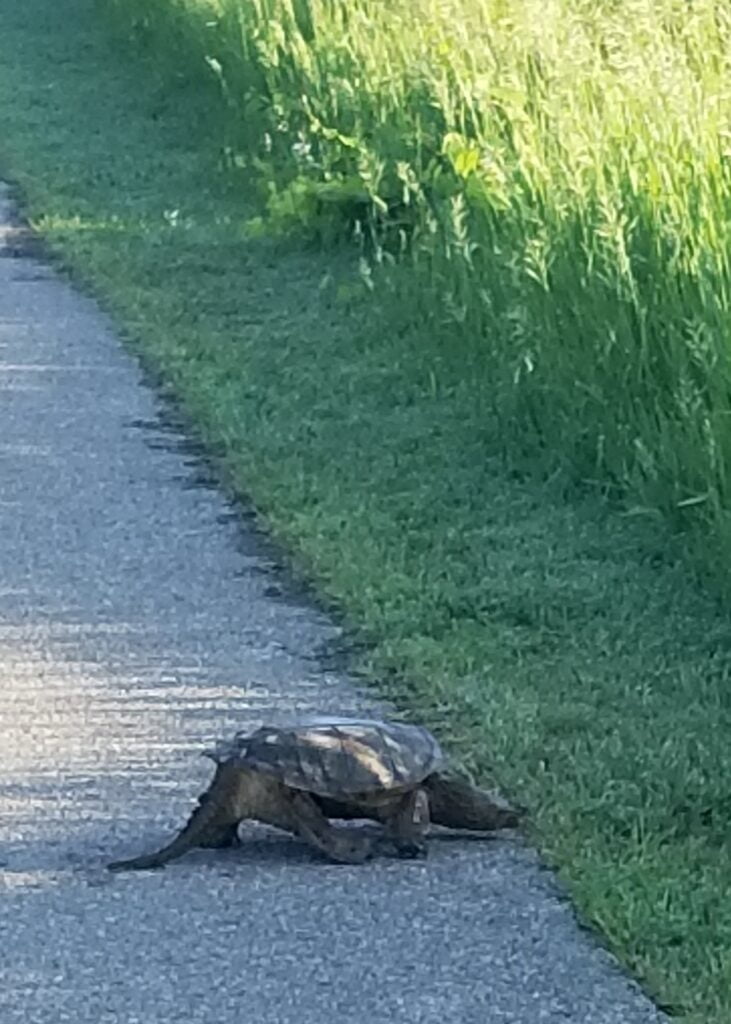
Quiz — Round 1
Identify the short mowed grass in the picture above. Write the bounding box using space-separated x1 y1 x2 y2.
1 0 731 1019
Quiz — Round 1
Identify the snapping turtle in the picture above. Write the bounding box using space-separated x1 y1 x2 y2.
108 717 521 870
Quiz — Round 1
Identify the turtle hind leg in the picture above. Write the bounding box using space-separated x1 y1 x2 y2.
190 786 241 849
197 822 241 849
108 763 244 872
382 788 430 859
287 791 375 865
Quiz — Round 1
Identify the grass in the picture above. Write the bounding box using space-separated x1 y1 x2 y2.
101 0 731 581
0 0 731 1019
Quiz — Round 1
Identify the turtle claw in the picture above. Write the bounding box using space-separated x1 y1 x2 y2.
375 836 428 860
395 841 428 860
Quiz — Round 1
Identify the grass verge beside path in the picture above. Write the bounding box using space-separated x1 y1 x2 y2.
0 1 730 1019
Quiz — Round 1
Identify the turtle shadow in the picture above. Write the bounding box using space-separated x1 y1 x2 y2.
100 823 511 876
0 830 510 880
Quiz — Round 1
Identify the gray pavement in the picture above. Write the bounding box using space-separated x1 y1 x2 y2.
0 181 665 1023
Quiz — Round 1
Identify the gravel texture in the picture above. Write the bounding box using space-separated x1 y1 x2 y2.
0 182 666 1023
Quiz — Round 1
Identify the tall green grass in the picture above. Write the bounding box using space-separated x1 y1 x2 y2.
99 0 731 571
5 0 731 1013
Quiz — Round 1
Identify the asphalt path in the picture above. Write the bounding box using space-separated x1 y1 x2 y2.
0 183 666 1023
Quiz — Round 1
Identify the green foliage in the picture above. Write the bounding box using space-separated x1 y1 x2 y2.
5 0 731 1017
98 0 731 586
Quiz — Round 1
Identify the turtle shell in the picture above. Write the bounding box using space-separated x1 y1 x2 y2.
229 717 443 797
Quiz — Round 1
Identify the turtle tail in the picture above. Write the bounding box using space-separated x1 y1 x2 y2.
108 762 242 871
424 773 525 831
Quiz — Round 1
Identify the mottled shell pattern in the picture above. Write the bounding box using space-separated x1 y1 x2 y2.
205 717 444 797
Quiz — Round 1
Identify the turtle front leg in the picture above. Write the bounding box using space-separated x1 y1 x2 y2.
287 791 375 865
382 788 430 859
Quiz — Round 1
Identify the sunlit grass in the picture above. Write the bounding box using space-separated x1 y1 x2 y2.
3 0 731 1018
101 0 731 577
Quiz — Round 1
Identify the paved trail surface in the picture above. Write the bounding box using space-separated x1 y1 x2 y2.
0 184 664 1023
